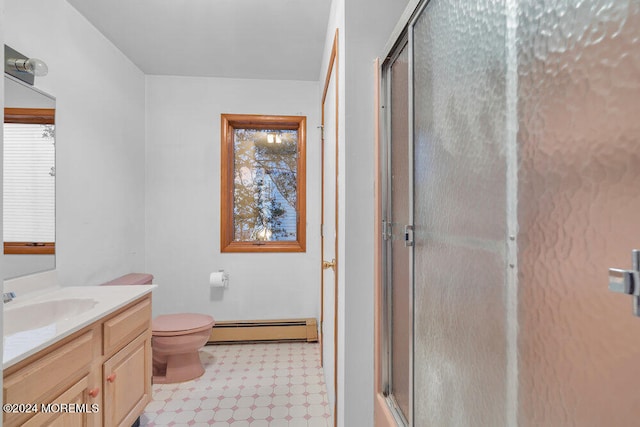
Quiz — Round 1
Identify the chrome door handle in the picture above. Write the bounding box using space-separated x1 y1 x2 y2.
609 268 639 295
404 224 414 247
323 259 336 270
608 249 640 316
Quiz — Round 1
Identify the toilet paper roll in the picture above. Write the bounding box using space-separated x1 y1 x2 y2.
210 271 229 288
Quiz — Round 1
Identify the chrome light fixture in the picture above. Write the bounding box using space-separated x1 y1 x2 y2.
5 45 48 85
7 57 48 76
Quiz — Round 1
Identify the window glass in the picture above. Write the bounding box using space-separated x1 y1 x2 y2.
233 128 298 242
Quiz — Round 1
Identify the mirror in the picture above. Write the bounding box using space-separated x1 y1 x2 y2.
3 75 56 279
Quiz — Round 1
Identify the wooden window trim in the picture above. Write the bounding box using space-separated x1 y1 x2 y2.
5 108 55 124
4 107 56 255
221 114 306 253
4 242 55 255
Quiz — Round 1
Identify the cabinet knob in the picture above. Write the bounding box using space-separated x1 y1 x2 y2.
107 373 117 383
88 387 100 398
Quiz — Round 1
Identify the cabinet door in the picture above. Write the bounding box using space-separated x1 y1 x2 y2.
23 375 99 427
3 331 98 427
103 331 152 427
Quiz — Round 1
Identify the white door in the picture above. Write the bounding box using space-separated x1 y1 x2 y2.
321 32 338 424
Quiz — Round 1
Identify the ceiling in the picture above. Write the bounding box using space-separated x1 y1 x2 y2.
67 0 332 81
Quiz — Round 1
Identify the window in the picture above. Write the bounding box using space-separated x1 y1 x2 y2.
4 108 55 254
221 114 306 252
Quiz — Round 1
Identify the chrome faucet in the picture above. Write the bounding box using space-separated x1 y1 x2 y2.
3 292 16 303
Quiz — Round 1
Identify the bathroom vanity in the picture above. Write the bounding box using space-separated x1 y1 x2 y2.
2 285 155 427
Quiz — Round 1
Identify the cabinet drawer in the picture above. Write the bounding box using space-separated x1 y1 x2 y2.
3 331 95 426
103 297 151 356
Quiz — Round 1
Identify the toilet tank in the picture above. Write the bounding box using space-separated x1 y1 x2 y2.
101 273 154 286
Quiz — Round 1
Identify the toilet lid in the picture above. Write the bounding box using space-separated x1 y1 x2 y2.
153 313 215 334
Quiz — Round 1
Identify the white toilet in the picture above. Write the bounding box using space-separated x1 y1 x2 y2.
102 273 215 383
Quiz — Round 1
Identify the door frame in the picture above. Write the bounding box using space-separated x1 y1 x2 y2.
320 28 339 427
375 1 425 424
373 58 397 427
374 56 399 427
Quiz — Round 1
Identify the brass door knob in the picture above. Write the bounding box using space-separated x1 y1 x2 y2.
322 259 336 270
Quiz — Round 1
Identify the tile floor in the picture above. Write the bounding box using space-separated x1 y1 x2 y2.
140 342 333 426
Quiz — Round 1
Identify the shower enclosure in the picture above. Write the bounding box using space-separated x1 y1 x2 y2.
378 0 640 425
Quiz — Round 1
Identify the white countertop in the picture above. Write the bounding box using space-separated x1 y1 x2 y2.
3 285 155 369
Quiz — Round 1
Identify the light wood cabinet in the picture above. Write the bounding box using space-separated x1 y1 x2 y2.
3 294 152 427
23 375 98 427
103 299 151 357
103 330 152 427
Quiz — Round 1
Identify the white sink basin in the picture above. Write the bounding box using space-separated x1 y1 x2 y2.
2 285 155 369
4 298 98 336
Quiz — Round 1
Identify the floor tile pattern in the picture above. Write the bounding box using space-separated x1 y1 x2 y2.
141 342 333 426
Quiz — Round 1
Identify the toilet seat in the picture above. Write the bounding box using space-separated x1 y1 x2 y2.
152 313 215 337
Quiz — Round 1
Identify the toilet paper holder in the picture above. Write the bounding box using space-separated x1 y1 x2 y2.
210 270 229 288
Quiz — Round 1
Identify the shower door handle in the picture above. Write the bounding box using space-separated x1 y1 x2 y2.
404 225 414 247
608 268 639 295
608 249 640 316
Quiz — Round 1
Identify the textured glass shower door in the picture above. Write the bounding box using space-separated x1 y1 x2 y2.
411 0 509 425
516 2 640 425
380 0 639 425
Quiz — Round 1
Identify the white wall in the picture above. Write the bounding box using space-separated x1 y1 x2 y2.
342 1 409 426
4 0 146 287
145 75 321 320
318 1 408 425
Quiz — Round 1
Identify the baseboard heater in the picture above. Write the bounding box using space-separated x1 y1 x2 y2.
207 318 318 344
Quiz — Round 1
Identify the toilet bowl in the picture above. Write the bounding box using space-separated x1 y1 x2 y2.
152 313 215 384
101 273 215 384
